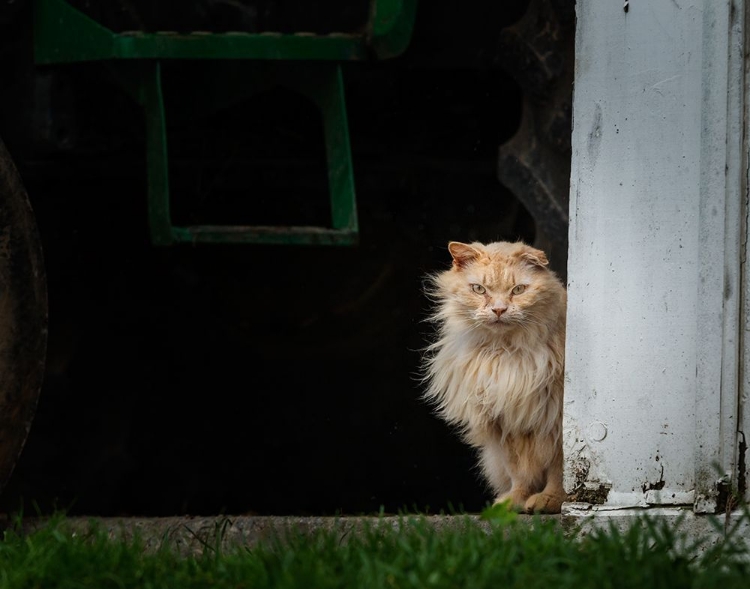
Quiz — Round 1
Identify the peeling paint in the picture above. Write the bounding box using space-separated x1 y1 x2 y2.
563 422 596 494
570 481 612 505
567 455 591 496
642 463 665 493
563 426 612 504
738 431 747 498
716 477 732 513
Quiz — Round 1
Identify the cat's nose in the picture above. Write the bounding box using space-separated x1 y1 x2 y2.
492 306 507 317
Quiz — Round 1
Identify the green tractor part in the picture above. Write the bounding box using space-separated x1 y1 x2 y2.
33 0 418 245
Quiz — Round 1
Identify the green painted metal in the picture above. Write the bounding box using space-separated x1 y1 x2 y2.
278 65 359 235
33 0 116 64
32 0 417 246
142 62 175 246
323 68 359 234
172 226 359 246
368 0 419 59
145 63 358 246
34 0 417 63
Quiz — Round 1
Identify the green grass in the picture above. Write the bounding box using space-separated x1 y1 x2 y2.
0 505 748 588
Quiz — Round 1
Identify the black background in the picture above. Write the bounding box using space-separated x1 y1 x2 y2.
0 0 547 517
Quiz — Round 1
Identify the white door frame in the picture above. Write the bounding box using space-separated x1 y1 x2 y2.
564 0 748 514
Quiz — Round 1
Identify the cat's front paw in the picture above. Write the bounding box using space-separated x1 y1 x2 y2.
494 490 528 512
524 492 564 514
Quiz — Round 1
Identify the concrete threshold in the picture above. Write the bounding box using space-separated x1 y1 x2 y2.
1 513 509 556
3 508 748 557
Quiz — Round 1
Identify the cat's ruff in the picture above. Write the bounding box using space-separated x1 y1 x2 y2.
424 326 561 441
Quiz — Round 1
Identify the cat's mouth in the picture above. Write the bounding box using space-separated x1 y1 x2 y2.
488 316 510 327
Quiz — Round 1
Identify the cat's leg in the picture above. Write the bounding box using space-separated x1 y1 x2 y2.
481 437 534 511
524 441 566 514
479 441 511 497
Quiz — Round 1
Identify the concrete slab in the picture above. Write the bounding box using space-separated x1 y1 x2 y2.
3 510 748 558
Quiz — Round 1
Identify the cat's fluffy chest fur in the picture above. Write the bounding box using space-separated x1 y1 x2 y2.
426 327 563 442
421 240 567 513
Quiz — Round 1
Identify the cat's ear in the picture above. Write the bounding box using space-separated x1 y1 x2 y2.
518 247 549 268
448 241 481 269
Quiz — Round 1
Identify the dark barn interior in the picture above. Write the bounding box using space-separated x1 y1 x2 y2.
0 0 573 517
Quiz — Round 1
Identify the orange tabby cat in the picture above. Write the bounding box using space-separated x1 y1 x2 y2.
421 240 567 513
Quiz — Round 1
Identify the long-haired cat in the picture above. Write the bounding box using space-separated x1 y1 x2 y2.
421 240 567 513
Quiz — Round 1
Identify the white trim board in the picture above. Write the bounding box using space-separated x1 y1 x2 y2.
564 0 748 512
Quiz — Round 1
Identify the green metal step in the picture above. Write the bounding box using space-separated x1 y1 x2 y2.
33 0 417 246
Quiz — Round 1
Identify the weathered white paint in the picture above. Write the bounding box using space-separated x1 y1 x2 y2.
565 0 747 511
693 0 745 514
740 0 750 506
561 504 750 553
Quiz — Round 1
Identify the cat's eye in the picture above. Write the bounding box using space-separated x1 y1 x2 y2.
471 284 486 295
511 284 526 295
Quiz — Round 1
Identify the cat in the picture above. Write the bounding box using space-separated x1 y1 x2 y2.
420 240 567 514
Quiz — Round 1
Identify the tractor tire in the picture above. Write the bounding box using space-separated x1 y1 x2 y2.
0 136 47 496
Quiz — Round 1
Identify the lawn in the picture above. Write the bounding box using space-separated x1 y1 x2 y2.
0 504 748 588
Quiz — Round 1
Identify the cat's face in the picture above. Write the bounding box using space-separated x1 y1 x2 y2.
436 241 562 330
